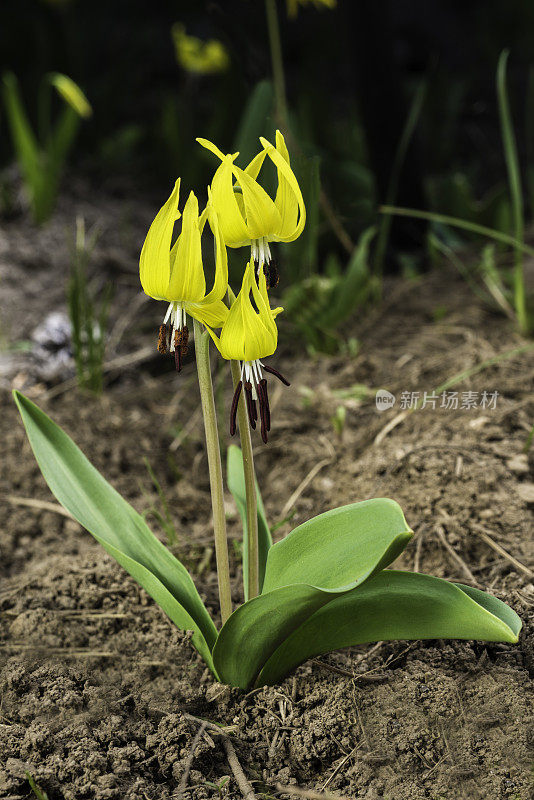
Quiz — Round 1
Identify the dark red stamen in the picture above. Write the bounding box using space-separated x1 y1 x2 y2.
230 380 242 436
244 382 256 430
259 378 271 431
263 364 290 386
256 381 269 443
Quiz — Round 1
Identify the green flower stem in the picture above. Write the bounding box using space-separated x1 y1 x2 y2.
265 0 289 127
230 359 260 600
193 319 232 624
226 286 259 600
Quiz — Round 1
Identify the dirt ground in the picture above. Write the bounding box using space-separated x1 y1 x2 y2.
0 187 533 800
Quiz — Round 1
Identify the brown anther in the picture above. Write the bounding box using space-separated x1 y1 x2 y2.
259 378 271 431
256 381 269 443
157 324 168 354
263 364 290 386
180 325 189 355
263 260 279 289
230 380 242 436
173 330 183 371
244 381 256 430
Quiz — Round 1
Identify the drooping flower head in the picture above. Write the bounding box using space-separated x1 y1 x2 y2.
197 131 305 284
139 179 229 370
208 258 289 443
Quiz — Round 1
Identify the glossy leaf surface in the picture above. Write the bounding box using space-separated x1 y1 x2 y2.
263 498 412 593
215 499 413 688
14 392 218 671
256 571 522 686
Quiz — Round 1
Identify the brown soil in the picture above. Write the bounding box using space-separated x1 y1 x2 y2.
1 192 533 800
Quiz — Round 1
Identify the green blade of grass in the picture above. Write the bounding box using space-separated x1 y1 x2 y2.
379 205 534 258
496 49 527 333
374 78 427 278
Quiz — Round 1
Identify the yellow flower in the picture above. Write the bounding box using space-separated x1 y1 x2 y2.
196 131 305 274
208 258 289 443
139 179 229 370
172 23 229 75
287 0 336 18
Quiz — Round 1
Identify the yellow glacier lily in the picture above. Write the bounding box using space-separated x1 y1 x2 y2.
196 131 305 279
208 258 289 443
139 179 229 370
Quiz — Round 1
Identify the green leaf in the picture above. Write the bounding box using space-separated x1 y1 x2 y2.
233 80 274 169
13 392 218 672
320 226 375 329
263 498 412 593
214 499 413 688
255 571 522 686
227 444 272 599
48 106 80 186
2 72 47 221
48 73 92 118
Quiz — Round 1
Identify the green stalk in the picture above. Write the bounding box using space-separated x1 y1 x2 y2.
265 0 289 126
193 319 232 624
227 287 259 600
230 359 260 600
496 50 527 334
374 80 427 283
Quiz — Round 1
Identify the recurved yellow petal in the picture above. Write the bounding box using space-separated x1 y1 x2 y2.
188 298 229 328
260 132 306 242
234 166 281 241
214 259 280 361
167 191 205 302
203 199 229 304
210 158 251 247
140 179 181 300
245 149 268 181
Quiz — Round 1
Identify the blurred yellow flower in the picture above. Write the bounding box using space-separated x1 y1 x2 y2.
197 131 305 281
287 0 336 17
172 24 229 75
49 73 92 118
140 180 229 370
208 258 289 442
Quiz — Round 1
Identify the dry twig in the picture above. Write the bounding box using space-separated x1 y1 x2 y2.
223 737 257 800
280 459 332 519
178 721 208 797
276 783 353 800
434 525 480 586
471 524 533 578
7 494 75 520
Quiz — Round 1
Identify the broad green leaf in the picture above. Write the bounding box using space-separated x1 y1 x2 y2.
263 498 412 593
213 583 333 688
255 570 522 686
227 444 272 599
214 499 413 688
14 392 218 672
